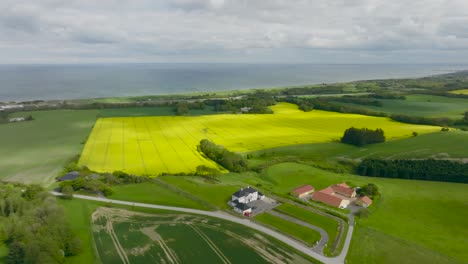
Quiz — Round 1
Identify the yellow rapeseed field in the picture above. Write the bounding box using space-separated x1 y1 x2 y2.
79 103 440 175
449 89 468 95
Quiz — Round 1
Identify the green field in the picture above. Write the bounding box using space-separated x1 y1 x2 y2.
339 94 468 118
253 130 468 160
98 105 217 118
255 212 321 246
0 110 98 185
0 242 7 263
274 203 340 255
449 89 468 95
259 163 468 263
91 207 317 264
79 103 440 175
109 182 209 210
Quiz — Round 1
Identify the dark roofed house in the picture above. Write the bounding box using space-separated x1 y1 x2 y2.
229 186 265 216
291 185 315 198
57 171 80 182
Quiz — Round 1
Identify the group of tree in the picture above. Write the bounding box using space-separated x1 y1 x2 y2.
205 91 276 114
0 183 82 264
356 159 468 183
341 127 385 146
198 139 248 172
173 101 205 115
357 183 380 199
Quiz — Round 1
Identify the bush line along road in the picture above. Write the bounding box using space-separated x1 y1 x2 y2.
51 192 351 264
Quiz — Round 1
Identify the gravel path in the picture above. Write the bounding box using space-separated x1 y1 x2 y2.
52 192 353 264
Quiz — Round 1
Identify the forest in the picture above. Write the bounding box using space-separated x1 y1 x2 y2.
0 184 82 264
356 159 468 183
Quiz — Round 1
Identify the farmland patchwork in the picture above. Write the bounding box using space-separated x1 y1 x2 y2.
79 103 440 175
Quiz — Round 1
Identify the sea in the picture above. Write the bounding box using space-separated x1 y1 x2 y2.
0 63 467 102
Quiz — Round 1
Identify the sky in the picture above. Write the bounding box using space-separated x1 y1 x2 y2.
1 0 468 64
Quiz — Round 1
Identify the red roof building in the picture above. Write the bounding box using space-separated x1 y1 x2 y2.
291 185 315 198
331 183 356 198
312 191 350 209
358 196 373 207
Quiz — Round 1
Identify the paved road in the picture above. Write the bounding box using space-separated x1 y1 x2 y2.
267 211 329 254
52 192 352 264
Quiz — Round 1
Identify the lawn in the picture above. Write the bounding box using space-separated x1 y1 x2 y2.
339 94 468 119
159 176 241 209
109 182 209 210
0 110 98 185
260 162 468 263
255 212 321 246
79 102 440 175
252 130 468 160
274 203 340 255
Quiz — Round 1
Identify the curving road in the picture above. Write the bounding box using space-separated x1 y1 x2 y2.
51 192 353 264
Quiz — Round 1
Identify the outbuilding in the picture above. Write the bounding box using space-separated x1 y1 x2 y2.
291 185 315 198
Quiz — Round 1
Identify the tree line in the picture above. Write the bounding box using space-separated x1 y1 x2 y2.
198 139 248 172
341 127 385 146
0 183 82 264
356 159 468 183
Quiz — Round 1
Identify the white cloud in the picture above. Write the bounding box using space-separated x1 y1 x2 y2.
0 0 467 63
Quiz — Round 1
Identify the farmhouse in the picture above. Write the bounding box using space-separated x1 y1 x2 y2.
312 182 356 209
228 186 265 216
9 117 26 122
291 185 315 198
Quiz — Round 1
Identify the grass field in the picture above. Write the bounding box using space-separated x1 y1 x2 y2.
259 163 468 263
339 94 468 118
109 182 209 210
79 103 440 175
98 105 217 117
0 110 98 185
449 89 468 95
253 130 468 160
0 242 7 263
274 203 340 255
255 213 321 246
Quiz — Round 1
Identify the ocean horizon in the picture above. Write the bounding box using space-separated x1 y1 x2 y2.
1 63 467 102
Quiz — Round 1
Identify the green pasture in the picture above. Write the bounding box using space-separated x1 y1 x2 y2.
339 94 468 119
0 110 98 185
252 130 468 160
261 162 468 263
255 212 321 246
274 203 340 255
109 182 209 210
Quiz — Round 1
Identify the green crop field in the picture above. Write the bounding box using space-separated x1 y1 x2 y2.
449 89 468 95
91 207 316 264
0 110 98 185
79 103 440 175
339 94 468 119
255 212 321 246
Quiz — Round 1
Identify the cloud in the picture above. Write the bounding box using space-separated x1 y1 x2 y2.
0 0 467 63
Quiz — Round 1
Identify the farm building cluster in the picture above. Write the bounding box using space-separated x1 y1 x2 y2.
292 183 372 209
228 187 278 216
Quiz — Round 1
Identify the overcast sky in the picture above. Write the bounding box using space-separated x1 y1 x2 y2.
1 0 468 64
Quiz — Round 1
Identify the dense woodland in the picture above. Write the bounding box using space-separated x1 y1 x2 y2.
357 159 468 183
0 184 82 264
341 127 385 146
198 139 248 172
